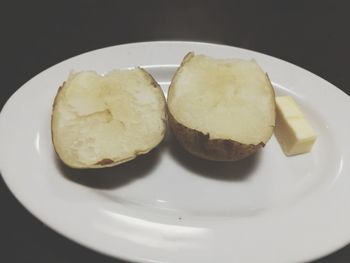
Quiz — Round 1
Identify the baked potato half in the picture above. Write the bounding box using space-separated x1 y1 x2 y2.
52 68 166 168
167 53 275 161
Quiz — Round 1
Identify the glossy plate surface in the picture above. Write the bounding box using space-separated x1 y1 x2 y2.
1 41 350 263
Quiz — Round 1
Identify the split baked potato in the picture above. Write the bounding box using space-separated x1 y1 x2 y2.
167 53 276 161
51 68 167 168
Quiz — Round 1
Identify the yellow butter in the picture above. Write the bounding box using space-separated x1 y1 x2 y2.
274 96 316 156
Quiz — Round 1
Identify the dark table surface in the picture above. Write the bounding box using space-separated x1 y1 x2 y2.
1 1 349 262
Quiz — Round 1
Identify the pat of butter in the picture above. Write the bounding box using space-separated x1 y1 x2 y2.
274 96 317 156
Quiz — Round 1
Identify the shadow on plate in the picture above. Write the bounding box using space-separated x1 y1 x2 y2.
167 132 261 181
55 143 163 189
56 130 261 188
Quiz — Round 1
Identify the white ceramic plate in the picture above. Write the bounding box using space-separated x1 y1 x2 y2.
1 41 350 263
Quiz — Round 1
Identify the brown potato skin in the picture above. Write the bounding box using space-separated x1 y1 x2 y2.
168 110 264 161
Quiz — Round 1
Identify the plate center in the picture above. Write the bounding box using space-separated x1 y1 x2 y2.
84 65 342 218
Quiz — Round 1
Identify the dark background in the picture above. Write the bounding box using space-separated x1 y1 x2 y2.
1 1 349 262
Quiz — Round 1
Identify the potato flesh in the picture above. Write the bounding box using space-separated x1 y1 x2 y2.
168 56 275 145
52 70 165 167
